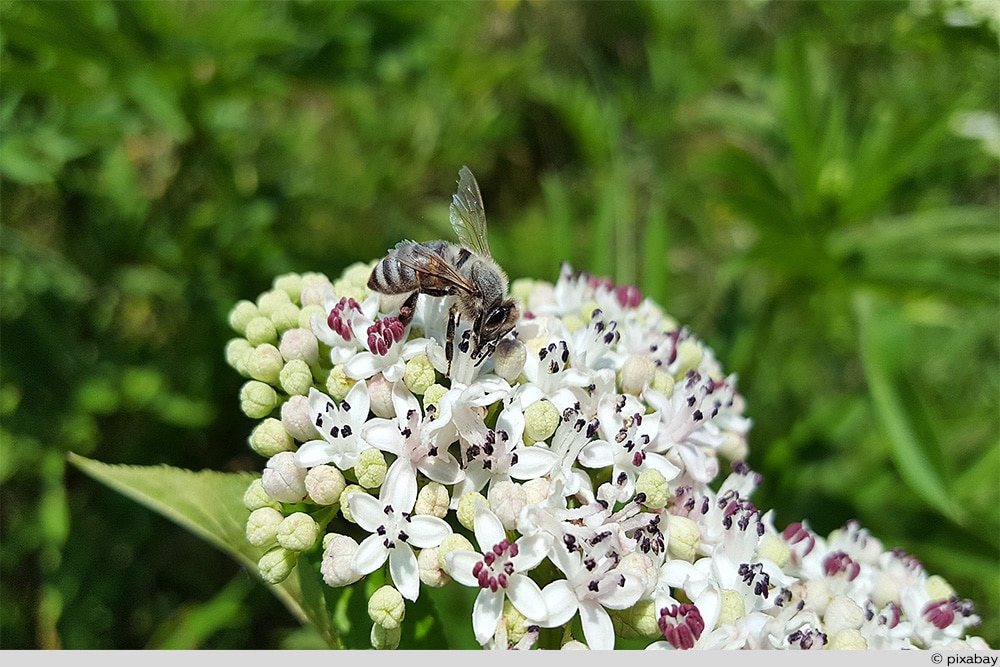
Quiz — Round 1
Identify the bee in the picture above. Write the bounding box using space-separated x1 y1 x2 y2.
368 166 520 371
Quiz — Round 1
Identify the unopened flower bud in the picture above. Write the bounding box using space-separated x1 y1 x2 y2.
414 482 450 518
273 273 304 303
280 395 318 442
718 589 745 626
824 595 864 633
417 546 449 588
249 418 294 457
523 399 559 444
325 365 356 402
355 449 387 489
258 546 297 584
245 316 278 346
246 507 283 548
334 262 374 302
276 512 320 551
321 533 362 587
243 478 281 511
674 338 703 376
523 477 550 505
257 548 295 585
799 578 833 615
279 359 313 396
561 640 589 650
493 337 526 383
828 628 867 650
339 485 367 523
300 279 333 307
368 585 405 630
367 374 394 418
280 328 319 367
305 465 346 505
261 451 307 503
635 469 669 509
719 433 748 461
926 574 955 601
257 288 291 318
503 599 529 644
620 354 656 395
609 599 659 639
422 384 449 414
667 514 700 561
403 354 436 395
228 300 260 334
240 380 279 419
299 304 324 331
488 481 526 531
270 302 301 333
225 338 253 376
371 623 401 650
758 533 790 569
871 572 901 608
456 492 488 531
650 370 674 397
438 533 475 571
246 343 283 384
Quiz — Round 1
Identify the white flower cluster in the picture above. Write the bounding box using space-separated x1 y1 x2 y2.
226 263 989 651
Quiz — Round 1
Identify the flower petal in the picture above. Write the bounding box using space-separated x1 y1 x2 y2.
506 573 547 623
579 601 615 650
348 492 383 533
473 503 506 550
540 580 578 627
406 515 452 548
445 550 484 587
293 440 335 468
389 544 420 601
578 441 614 468
351 534 388 575
472 588 504 645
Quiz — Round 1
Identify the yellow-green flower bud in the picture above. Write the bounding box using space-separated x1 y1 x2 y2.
333 262 374 302
279 359 313 396
243 478 281 511
414 482 450 518
650 370 674 397
355 449 387 489
422 383 449 415
417 546 449 588
757 533 790 569
279 328 319 366
828 628 866 650
609 599 659 639
257 546 297 584
438 533 475 571
325 365 356 402
247 343 283 385
249 418 294 457
871 572 901 609
523 399 559 444
273 273 304 304
228 300 260 335
261 452 308 503
305 465 346 505
488 480 525 531
503 599 528 644
523 477 550 504
246 506 284 548
269 302 301 334
245 316 278 346
561 640 589 650
926 574 956 601
256 288 291 318
635 469 669 509
276 512 320 552
456 492 488 531
579 300 600 322
321 533 362 587
674 338 703 376
403 353 436 395
493 337 527 383
825 595 864 633
370 623 401 650
298 304 324 331
719 432 748 462
224 338 253 376
368 585 405 630
718 589 745 626
799 578 833 615
620 354 656 395
667 514 701 562
240 380 278 419
339 485 367 523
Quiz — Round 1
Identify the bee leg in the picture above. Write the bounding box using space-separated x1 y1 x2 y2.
398 292 418 327
445 303 458 376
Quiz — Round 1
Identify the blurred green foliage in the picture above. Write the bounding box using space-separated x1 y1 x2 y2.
1 0 996 649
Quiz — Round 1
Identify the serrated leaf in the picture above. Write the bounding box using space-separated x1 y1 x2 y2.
65 453 334 646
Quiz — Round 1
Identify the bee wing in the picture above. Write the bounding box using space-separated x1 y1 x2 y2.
392 242 477 294
449 166 492 257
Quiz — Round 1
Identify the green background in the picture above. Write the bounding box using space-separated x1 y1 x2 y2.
1 0 997 649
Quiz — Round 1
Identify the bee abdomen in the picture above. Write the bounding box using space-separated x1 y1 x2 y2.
368 250 419 294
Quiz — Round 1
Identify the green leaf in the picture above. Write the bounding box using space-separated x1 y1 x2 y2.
65 453 335 646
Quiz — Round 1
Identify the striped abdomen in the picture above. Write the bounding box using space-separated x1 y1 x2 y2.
368 240 470 296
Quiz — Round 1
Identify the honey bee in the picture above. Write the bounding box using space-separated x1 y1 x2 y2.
368 166 520 370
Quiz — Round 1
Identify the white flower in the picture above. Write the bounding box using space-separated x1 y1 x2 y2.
445 501 549 645
348 463 453 601
295 383 373 470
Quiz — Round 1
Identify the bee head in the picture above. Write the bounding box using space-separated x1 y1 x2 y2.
479 297 520 347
